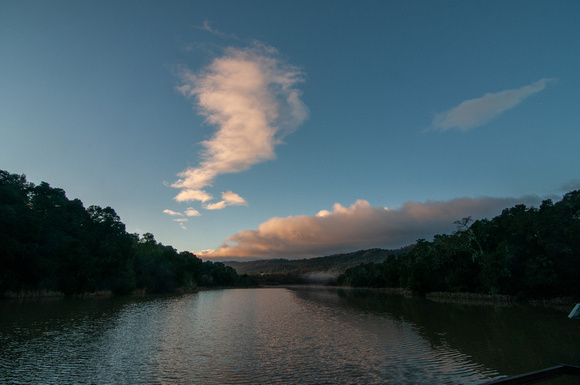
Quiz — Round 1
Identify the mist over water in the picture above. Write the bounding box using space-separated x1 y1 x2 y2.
1 288 579 384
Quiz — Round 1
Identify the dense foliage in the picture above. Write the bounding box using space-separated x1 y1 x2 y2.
338 191 580 299
0 170 255 297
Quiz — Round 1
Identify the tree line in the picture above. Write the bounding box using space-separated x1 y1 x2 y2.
337 190 580 299
0 170 256 297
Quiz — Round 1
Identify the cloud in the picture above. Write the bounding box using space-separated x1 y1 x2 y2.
195 20 237 40
560 179 580 193
173 218 189 230
174 189 213 203
163 209 183 216
172 44 308 207
431 78 554 132
185 207 201 217
205 191 248 210
197 195 542 260
164 208 201 224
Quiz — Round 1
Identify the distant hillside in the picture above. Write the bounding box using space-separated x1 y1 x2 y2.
223 247 413 277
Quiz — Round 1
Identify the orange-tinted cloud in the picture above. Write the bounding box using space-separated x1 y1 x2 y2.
163 209 183 216
204 191 248 210
172 44 308 207
184 207 201 217
198 195 541 260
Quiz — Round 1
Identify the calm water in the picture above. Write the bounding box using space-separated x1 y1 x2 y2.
1 287 579 384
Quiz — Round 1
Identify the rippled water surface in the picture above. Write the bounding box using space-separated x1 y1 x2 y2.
1 288 579 384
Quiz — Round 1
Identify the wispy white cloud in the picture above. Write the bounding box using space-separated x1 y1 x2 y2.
185 207 201 217
173 217 189 230
430 78 554 132
174 189 213 203
198 195 542 260
164 208 201 225
172 44 308 207
196 20 235 39
205 191 248 210
163 209 183 216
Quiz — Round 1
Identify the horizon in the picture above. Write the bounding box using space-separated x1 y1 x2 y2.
205 245 414 263
2 1 579 260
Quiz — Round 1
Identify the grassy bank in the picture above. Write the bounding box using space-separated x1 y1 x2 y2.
425 291 577 310
2 290 114 299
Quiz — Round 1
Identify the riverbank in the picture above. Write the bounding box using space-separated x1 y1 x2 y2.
426 291 514 305
1 287 195 300
331 285 578 310
425 291 577 308
1 290 113 300
4 286 577 312
0 285 258 300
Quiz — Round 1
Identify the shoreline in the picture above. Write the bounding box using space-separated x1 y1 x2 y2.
425 291 577 308
330 286 578 309
1 290 113 300
0 285 252 300
3 286 577 311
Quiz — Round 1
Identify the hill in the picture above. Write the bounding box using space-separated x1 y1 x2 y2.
223 246 413 280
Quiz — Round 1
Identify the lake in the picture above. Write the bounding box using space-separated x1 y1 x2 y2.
1 287 579 384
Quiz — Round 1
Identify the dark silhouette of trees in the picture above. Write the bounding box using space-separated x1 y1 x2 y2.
338 190 580 299
0 170 249 297
3 168 577 299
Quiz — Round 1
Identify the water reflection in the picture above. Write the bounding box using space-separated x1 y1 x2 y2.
328 289 580 379
0 296 138 383
288 288 500 384
1 288 579 384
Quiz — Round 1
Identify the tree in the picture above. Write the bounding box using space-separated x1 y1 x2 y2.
1 169 250 297
337 190 580 299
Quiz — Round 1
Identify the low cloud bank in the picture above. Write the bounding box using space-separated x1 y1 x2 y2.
198 195 542 260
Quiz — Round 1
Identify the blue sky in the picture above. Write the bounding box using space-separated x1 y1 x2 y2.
1 1 579 260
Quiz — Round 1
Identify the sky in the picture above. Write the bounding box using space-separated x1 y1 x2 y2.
1 1 579 260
